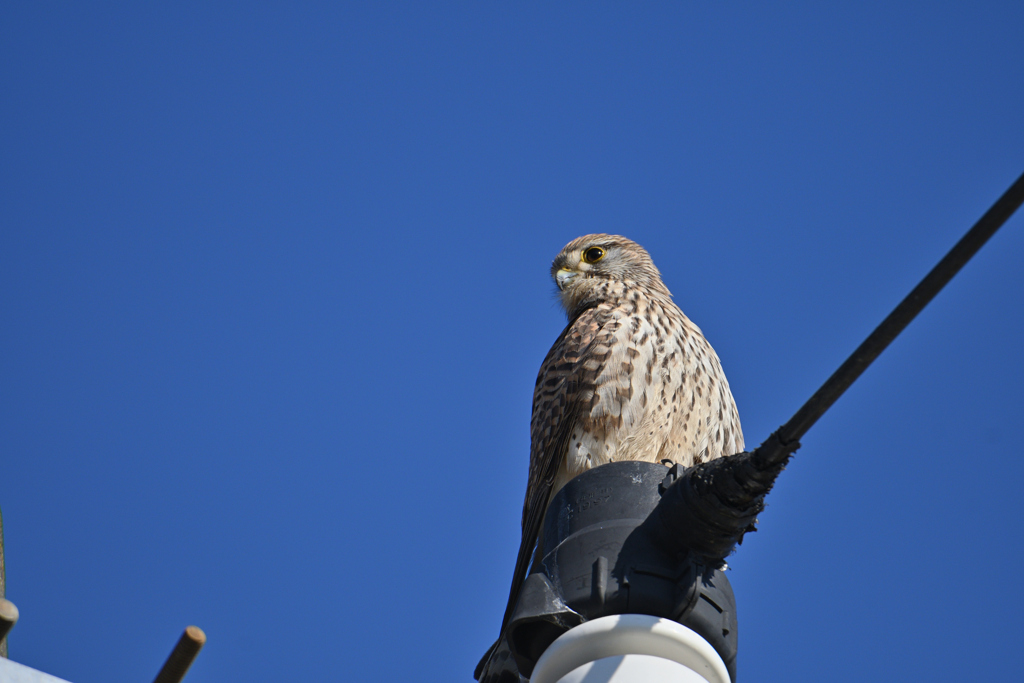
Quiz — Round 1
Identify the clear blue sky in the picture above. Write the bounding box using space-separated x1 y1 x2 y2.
2 3 1023 682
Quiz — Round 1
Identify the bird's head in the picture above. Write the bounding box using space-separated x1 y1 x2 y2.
551 234 671 316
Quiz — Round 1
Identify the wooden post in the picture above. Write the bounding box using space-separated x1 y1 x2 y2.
153 626 206 683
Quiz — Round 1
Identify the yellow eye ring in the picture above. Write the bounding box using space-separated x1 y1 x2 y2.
582 247 605 264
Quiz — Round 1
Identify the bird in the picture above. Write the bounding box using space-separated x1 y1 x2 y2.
476 234 744 681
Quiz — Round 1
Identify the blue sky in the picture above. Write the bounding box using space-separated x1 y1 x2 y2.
2 3 1023 681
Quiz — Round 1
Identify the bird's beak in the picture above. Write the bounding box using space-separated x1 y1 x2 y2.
555 269 577 291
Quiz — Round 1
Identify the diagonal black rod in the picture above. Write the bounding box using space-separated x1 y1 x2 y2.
653 169 1024 565
758 169 1024 466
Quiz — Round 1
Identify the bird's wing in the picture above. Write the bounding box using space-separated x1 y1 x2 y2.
476 306 607 681
509 305 605 629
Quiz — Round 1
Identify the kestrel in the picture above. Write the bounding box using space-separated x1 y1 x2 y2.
484 234 744 670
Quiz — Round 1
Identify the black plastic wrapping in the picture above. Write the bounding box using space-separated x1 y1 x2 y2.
506 461 739 681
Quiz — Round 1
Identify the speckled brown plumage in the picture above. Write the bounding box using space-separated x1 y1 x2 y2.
500 234 743 637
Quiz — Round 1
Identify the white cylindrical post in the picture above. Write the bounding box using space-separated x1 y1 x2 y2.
530 614 731 683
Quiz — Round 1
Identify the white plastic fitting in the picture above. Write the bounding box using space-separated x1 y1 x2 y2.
530 614 731 683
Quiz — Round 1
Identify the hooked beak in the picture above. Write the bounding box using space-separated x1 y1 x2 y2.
555 268 577 291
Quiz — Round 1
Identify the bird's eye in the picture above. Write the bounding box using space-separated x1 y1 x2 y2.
583 247 605 264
